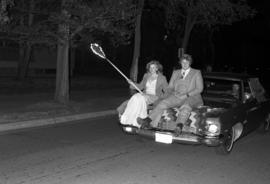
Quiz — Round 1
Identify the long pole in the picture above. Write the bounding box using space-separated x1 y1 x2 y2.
105 58 143 94
90 43 143 94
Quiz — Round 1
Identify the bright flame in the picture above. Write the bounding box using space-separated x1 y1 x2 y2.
90 43 106 59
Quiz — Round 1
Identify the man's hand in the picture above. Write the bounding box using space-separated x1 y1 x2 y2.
177 94 188 100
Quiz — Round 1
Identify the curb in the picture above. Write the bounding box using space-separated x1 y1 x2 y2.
0 109 117 133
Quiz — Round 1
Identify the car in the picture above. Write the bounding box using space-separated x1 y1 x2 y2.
120 72 270 154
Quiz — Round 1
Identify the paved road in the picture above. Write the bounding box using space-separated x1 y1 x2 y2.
0 116 270 184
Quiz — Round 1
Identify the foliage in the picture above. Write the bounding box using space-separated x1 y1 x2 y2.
164 0 256 40
0 0 14 24
0 0 136 47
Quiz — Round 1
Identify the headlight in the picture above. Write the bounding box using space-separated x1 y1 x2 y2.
208 124 218 133
123 126 133 132
205 118 221 136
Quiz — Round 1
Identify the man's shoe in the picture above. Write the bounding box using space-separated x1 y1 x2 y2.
137 117 152 128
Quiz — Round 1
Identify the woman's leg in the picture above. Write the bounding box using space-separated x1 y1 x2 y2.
120 93 148 127
116 100 129 114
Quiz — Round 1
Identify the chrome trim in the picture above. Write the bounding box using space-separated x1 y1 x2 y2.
247 106 258 113
135 128 221 146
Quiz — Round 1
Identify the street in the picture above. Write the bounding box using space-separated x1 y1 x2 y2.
0 115 270 184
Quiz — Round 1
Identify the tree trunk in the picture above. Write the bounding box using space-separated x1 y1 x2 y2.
69 47 75 77
16 0 34 79
130 0 144 82
17 43 32 79
55 40 69 104
181 11 196 52
17 44 32 80
17 43 25 78
208 29 215 69
54 0 70 104
178 47 185 59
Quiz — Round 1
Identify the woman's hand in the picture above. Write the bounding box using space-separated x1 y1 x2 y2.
143 94 158 104
126 79 134 89
126 78 132 85
142 94 150 103
176 94 188 100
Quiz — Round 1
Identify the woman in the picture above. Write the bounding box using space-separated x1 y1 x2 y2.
117 60 168 127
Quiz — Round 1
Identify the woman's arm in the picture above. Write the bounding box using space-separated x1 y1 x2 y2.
129 73 147 90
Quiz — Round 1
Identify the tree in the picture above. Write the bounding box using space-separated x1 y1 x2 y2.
0 0 13 24
0 0 53 79
130 0 144 83
50 0 136 103
16 0 35 79
129 0 167 83
0 0 136 104
165 0 256 53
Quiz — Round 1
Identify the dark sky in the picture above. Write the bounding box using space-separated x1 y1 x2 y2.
214 0 270 72
83 0 270 81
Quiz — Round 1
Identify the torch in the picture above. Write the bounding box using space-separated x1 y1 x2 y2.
90 43 143 94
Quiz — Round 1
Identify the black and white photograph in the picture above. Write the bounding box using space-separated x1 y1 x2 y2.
0 0 270 184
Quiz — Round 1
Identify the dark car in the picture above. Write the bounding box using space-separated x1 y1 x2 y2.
120 72 270 154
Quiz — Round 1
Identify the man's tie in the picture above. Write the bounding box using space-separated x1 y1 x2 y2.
181 70 186 79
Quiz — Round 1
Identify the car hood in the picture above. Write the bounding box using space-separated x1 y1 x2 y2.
203 95 238 109
178 106 227 135
193 105 226 119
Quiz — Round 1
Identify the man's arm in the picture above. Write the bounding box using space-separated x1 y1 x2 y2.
165 70 177 95
187 70 203 96
159 75 169 98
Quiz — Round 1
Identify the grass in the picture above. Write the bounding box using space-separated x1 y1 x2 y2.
0 76 127 94
0 76 129 123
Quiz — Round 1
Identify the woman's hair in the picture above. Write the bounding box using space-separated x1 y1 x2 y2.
179 54 193 65
146 60 163 73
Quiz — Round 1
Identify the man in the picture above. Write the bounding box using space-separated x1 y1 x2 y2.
137 54 204 130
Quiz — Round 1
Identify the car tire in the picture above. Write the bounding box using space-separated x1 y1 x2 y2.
258 113 270 133
264 114 270 132
216 128 235 155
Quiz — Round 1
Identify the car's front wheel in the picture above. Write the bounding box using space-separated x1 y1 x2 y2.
216 128 235 155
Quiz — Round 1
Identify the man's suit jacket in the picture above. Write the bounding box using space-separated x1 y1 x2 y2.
167 68 204 107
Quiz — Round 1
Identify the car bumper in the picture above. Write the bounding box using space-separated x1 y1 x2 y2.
122 125 222 146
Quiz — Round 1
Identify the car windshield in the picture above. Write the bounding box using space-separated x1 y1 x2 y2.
203 78 241 100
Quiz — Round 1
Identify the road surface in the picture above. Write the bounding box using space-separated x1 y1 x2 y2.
0 116 270 184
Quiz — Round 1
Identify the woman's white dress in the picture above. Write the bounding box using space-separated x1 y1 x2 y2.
120 79 157 127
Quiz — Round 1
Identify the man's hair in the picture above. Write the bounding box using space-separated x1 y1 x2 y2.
180 54 193 65
146 60 163 73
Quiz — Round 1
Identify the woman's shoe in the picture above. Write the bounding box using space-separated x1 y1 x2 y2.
137 117 151 128
141 121 151 129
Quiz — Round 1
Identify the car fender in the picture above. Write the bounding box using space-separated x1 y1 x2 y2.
232 122 243 141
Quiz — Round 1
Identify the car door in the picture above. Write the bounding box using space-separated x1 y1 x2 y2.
242 79 265 134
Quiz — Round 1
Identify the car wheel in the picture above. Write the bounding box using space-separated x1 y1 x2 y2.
263 114 270 132
216 128 235 155
258 113 270 133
